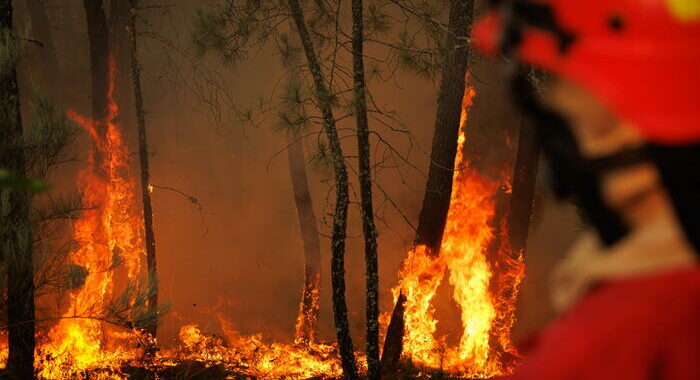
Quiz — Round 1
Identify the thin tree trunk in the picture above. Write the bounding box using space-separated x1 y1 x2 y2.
286 0 358 378
507 119 540 254
24 0 59 89
381 0 475 374
351 0 379 378
125 0 158 338
108 0 132 119
1 2 36 378
108 0 130 71
83 0 110 126
287 132 322 346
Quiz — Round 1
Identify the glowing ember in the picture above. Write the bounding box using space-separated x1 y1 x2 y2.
387 83 525 377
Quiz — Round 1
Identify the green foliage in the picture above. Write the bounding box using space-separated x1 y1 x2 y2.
365 3 393 36
192 1 282 64
24 90 79 179
0 170 50 193
309 139 333 176
396 31 437 79
276 33 302 68
0 27 19 81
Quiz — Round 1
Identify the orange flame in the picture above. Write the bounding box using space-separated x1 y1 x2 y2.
388 83 525 377
38 56 146 379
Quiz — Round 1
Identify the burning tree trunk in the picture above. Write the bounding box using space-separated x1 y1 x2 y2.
1 2 36 378
286 0 359 378
25 0 59 89
381 0 475 374
287 131 322 345
414 0 475 252
351 0 380 378
126 0 158 337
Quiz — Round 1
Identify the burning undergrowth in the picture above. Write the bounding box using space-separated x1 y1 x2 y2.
0 61 522 379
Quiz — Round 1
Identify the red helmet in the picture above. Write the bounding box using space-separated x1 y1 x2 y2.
472 0 700 145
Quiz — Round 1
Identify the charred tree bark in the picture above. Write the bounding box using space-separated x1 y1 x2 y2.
507 119 540 254
286 0 358 378
414 0 475 252
287 132 322 345
125 0 158 337
351 0 380 378
83 0 110 128
1 2 36 378
381 0 475 375
379 293 405 378
24 0 59 89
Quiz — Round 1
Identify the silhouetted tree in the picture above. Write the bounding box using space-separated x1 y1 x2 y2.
24 0 59 90
83 0 110 126
125 0 159 338
1 3 35 377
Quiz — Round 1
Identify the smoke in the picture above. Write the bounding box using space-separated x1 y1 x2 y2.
25 0 579 352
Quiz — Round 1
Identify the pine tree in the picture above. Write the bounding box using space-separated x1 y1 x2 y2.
286 1 358 377
125 0 159 338
351 0 380 378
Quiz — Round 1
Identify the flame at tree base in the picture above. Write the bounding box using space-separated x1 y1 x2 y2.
0 64 523 379
386 84 524 378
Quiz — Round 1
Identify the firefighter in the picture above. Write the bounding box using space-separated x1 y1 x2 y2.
472 0 700 378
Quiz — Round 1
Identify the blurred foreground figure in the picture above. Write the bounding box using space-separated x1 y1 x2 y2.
473 0 700 379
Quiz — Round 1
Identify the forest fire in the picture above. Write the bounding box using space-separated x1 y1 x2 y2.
37 57 147 378
0 65 523 379
22 58 350 379
0 1 532 378
389 85 524 377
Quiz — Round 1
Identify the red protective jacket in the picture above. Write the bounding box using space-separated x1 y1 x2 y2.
509 268 700 380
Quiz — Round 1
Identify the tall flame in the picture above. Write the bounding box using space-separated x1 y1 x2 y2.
0 59 524 379
38 56 146 378
388 83 524 377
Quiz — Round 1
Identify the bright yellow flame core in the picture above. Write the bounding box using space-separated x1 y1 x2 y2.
388 84 524 377
37 57 146 379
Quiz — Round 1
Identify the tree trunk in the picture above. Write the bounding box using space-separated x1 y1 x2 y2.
125 0 158 338
351 0 380 378
286 0 358 378
1 2 36 378
381 0 475 374
378 293 405 378
108 0 130 71
287 132 322 346
484 118 539 368
24 0 59 89
108 0 132 119
507 119 540 254
414 0 475 252
83 0 110 127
